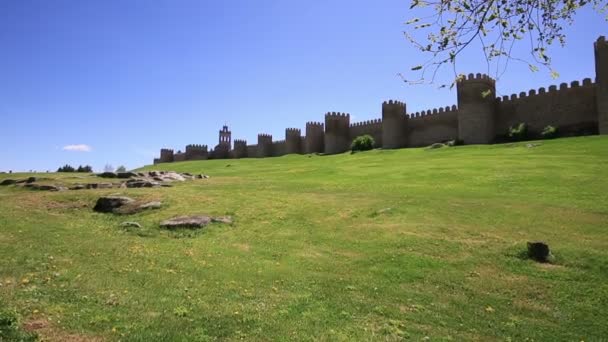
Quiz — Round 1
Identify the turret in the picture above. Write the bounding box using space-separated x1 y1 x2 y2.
324 112 350 154
257 134 273 157
285 128 302 154
305 122 324 154
219 125 232 149
233 139 248 158
456 73 497 144
185 144 208 160
381 100 408 148
595 35 608 134
159 148 174 163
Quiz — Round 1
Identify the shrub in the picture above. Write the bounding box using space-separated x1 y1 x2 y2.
350 135 375 152
0 306 37 341
508 122 528 141
116 166 127 173
541 125 558 139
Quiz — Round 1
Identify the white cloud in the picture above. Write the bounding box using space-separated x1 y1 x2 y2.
62 144 92 152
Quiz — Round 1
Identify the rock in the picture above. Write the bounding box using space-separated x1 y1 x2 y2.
137 172 147 177
211 216 233 224
24 184 66 191
0 179 17 186
428 143 445 149
161 184 173 187
126 180 160 188
160 215 212 229
93 196 135 213
527 241 550 262
115 201 162 215
97 183 113 189
70 184 86 190
117 172 138 179
139 201 162 210
121 222 142 228
160 215 233 229
183 172 193 176
26 177 37 183
195 174 203 179
98 172 117 178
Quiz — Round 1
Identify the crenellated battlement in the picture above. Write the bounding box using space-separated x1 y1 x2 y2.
152 35 607 163
350 118 382 127
306 121 324 127
382 100 406 111
410 105 458 119
186 144 208 150
496 78 596 104
325 112 350 120
458 73 496 85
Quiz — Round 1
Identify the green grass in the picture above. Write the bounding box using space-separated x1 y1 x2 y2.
1 136 607 341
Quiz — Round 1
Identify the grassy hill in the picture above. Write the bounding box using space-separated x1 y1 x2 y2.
1 136 607 341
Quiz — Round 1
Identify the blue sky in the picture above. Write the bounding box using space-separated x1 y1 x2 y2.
0 0 605 172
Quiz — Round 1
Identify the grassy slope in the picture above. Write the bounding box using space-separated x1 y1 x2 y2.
1 136 607 341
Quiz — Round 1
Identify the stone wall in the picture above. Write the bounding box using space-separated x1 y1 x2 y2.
495 80 598 138
349 119 382 148
153 36 607 164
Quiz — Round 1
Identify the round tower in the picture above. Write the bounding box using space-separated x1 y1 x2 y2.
324 112 350 154
257 134 273 158
595 35 608 134
305 122 324 154
159 148 174 163
285 128 302 154
381 100 408 149
456 73 497 144
233 139 248 158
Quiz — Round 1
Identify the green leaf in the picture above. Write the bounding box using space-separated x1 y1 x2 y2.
411 65 423 71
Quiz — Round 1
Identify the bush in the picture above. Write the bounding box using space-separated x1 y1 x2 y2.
0 306 37 341
116 165 127 173
508 122 528 141
541 125 558 139
350 135 375 152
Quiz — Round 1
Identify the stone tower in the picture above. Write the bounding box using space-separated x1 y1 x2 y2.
257 134 273 158
324 112 350 154
595 36 608 134
381 100 408 149
285 128 302 154
218 125 232 149
305 122 324 154
159 148 174 163
233 139 248 158
456 73 497 144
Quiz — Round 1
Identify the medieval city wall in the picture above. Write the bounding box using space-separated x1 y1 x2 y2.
154 36 607 164
350 119 382 148
408 106 459 147
495 80 598 137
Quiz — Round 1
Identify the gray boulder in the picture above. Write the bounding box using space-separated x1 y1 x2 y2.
0 179 16 186
98 172 117 178
93 196 135 213
117 172 138 179
121 221 142 228
160 215 232 229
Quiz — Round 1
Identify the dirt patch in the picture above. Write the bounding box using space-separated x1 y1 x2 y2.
23 318 104 342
